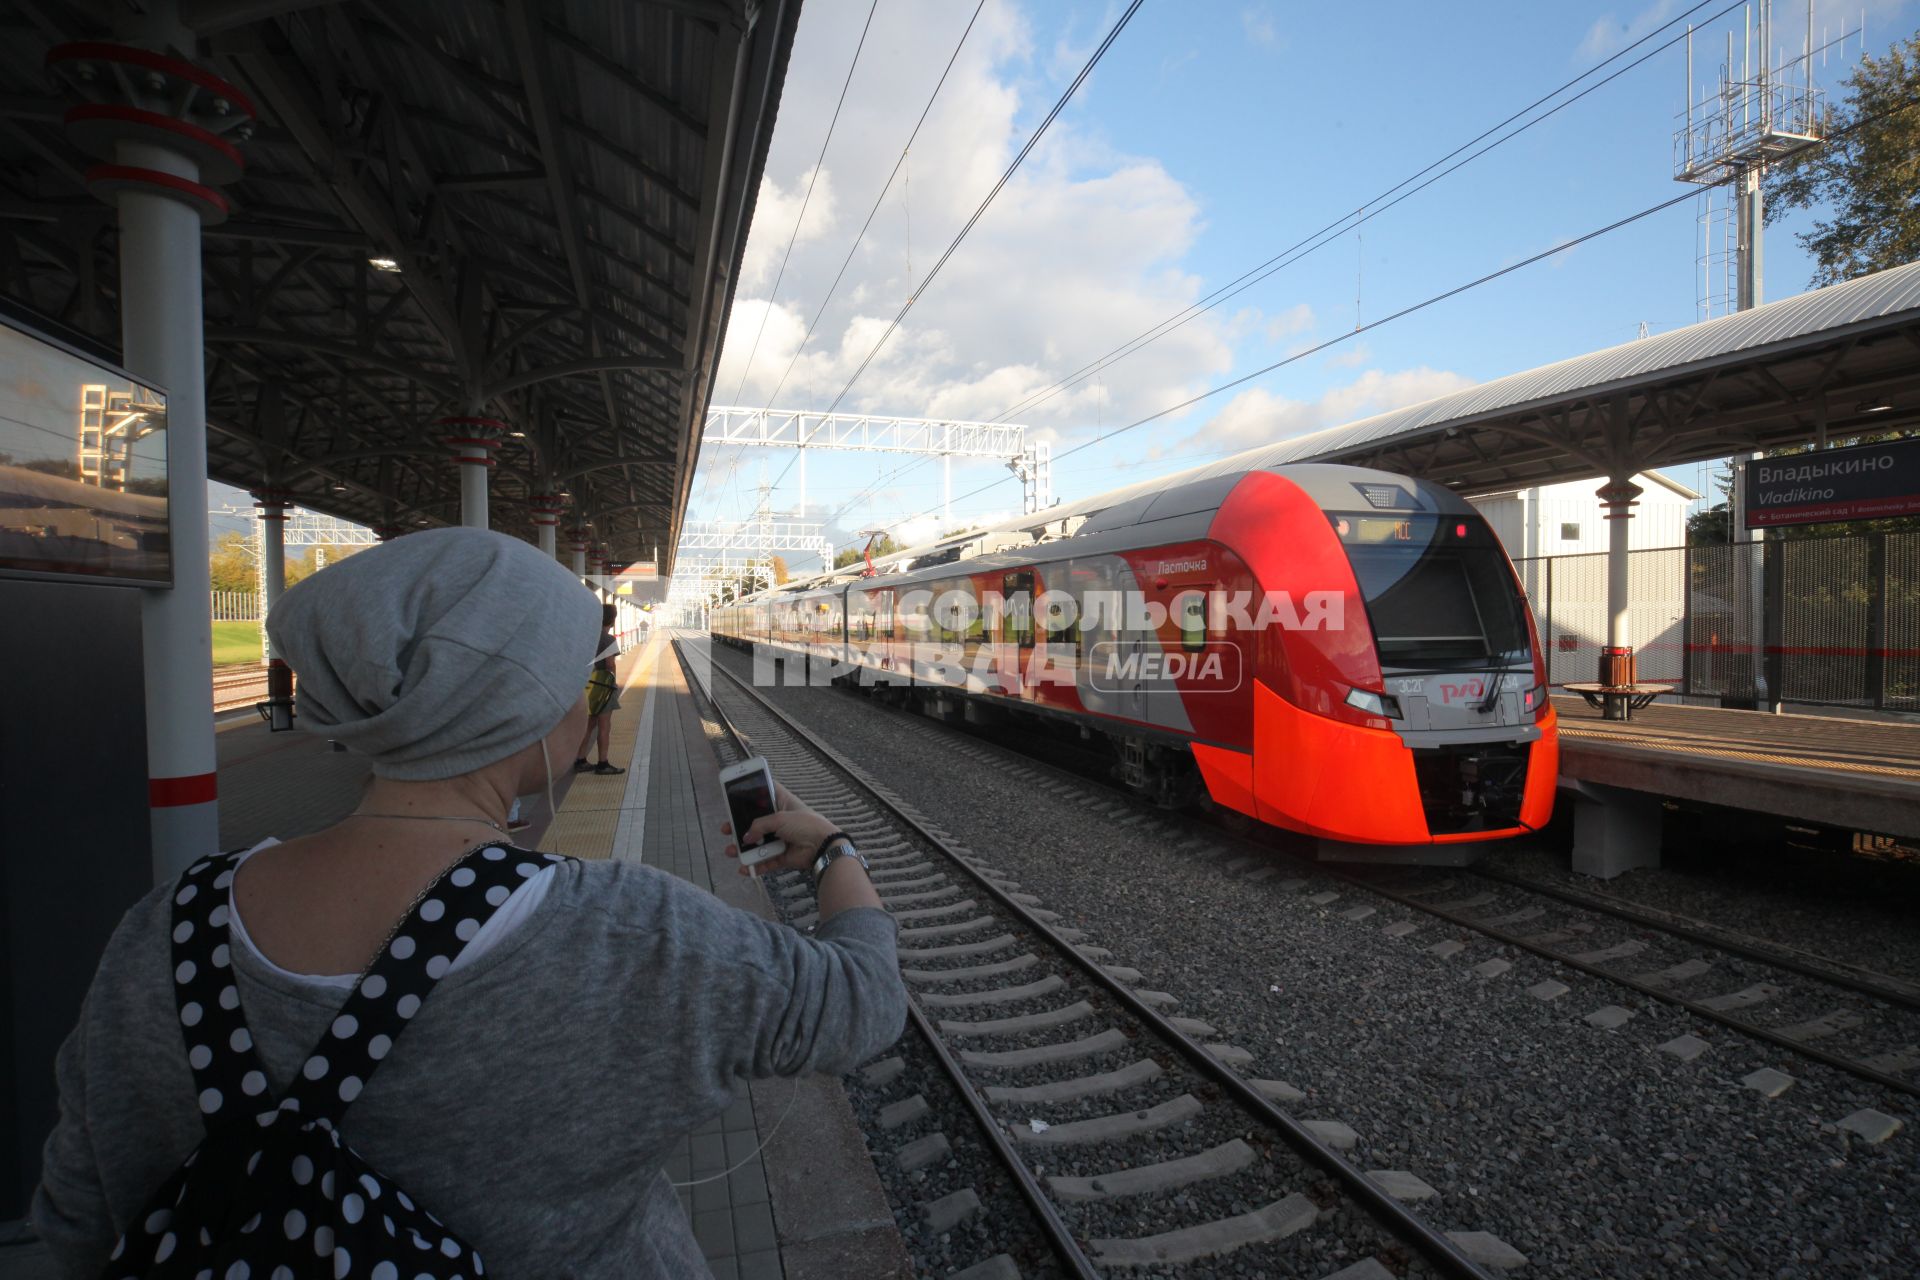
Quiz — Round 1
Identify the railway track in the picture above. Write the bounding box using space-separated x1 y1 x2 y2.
704 642 1919 1125
211 666 269 713
677 638 1498 1280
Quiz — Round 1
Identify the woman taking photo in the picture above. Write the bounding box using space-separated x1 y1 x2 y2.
31 528 905 1278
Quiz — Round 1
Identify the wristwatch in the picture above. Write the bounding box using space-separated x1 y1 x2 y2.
812 832 868 880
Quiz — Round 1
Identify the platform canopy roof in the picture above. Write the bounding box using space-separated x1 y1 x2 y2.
0 0 798 569
1247 256 1920 494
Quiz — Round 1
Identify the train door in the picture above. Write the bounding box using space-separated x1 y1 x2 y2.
1001 570 1035 699
875 587 897 682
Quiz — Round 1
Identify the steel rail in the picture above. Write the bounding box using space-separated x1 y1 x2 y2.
747 654 1920 1102
692 637 1496 1280
1467 866 1920 1013
669 639 1102 1280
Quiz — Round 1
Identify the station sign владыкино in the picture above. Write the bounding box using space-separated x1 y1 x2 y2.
1743 435 1920 529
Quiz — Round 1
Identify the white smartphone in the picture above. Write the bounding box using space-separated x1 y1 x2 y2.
718 755 786 869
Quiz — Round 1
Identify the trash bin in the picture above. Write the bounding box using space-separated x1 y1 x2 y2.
1600 645 1636 687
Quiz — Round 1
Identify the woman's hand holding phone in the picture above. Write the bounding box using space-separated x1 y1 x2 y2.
722 782 843 876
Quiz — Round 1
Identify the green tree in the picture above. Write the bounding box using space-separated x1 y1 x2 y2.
208 530 255 592
1765 32 1920 286
833 533 898 569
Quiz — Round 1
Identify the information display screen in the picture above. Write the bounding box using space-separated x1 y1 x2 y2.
0 319 169 586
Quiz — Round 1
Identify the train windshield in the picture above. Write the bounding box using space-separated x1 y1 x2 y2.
1329 513 1530 666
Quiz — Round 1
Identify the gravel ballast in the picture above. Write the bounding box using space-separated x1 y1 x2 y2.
715 646 1919 1279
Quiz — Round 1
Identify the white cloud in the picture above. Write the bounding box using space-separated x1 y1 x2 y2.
1241 6 1283 50
1325 340 1369 369
707 0 1235 525
738 169 839 294
1171 365 1476 457
1575 0 1685 62
1265 302 1315 341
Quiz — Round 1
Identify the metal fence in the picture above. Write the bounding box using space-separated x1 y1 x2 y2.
210 591 262 621
1515 530 1920 712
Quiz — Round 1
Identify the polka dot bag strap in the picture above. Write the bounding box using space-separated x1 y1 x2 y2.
168 851 275 1124
280 844 571 1128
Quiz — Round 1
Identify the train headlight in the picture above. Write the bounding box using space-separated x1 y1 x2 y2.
1344 687 1402 720
1521 681 1547 714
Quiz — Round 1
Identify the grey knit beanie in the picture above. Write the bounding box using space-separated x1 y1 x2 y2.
268 526 603 780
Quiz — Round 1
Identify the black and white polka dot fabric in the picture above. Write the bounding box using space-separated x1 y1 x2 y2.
102 842 570 1280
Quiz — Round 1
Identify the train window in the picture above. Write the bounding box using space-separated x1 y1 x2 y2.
1330 512 1529 665
1177 591 1206 652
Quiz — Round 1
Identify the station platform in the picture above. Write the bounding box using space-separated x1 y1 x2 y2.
4 630 904 1280
1552 693 1920 838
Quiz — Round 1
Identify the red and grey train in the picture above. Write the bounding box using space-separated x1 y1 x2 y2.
710 463 1557 861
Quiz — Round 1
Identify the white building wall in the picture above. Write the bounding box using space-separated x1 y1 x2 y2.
1470 473 1692 560
1469 474 1697 687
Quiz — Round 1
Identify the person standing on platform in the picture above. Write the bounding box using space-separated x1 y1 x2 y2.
575 601 624 776
31 527 904 1279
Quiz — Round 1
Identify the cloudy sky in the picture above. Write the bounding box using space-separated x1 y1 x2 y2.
682 0 1917 570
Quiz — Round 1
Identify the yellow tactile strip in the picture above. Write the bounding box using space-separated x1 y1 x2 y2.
542 637 660 861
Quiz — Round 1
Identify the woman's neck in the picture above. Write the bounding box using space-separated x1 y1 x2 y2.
355 775 511 828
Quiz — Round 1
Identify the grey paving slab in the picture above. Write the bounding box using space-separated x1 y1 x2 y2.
1050 1139 1256 1201
1205 1043 1255 1068
1585 1005 1635 1029
985 1058 1164 1106
1446 1231 1529 1270
1302 1119 1360 1150
1252 1078 1305 1103
1657 1034 1711 1061
1321 1261 1395 1280
1366 1169 1439 1201
1741 1067 1796 1097
1837 1108 1904 1144
921 1188 982 1233
1090 1194 1318 1267
1527 979 1570 1001
1010 1094 1203 1146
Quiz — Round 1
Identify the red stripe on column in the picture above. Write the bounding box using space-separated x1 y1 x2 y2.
150 773 218 807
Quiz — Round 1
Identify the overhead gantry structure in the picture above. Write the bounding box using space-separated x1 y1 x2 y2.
703 405 1056 518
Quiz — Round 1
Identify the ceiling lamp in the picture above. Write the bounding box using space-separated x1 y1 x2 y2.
1857 401 1893 413
368 256 401 273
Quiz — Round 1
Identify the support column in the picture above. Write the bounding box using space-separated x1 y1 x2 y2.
1596 475 1642 721
252 489 293 731
943 455 951 524
438 416 505 529
531 494 564 559
53 38 253 881
1736 165 1763 312
798 445 806 517
567 526 590 585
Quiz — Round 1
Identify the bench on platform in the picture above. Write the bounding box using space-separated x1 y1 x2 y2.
1560 682 1668 721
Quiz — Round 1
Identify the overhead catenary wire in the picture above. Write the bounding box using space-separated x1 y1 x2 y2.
821 0 1740 525
815 0 1146 422
837 88 1920 555
725 0 880 409
741 0 988 507
773 0 1139 518
983 0 1744 428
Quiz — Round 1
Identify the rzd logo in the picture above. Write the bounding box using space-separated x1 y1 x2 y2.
1435 678 1486 706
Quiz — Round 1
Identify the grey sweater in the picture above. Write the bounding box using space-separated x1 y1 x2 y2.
31 857 906 1278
